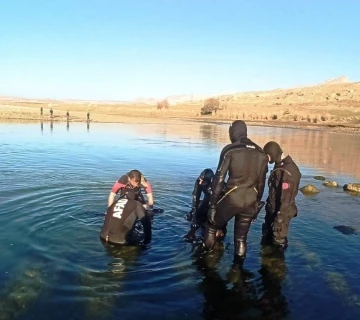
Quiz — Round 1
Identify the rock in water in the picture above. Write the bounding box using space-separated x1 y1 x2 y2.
343 183 360 193
323 181 339 187
300 184 320 194
314 176 326 181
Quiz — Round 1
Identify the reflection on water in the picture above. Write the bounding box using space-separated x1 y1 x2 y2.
200 124 219 145
250 128 360 180
38 120 360 180
78 243 145 320
191 243 289 320
258 245 288 319
141 122 360 179
1 122 359 319
39 120 91 133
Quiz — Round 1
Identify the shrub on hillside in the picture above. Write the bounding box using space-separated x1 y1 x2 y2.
201 98 220 115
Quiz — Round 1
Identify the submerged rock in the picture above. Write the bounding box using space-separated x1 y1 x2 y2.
343 183 360 193
333 225 358 235
314 176 326 181
323 181 339 187
299 184 320 194
0 264 47 319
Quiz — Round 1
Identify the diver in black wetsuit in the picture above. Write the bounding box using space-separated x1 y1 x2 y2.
185 169 227 241
262 141 302 250
100 189 152 245
186 168 214 226
203 120 268 269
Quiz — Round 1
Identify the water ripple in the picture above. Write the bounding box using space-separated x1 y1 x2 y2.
0 122 360 319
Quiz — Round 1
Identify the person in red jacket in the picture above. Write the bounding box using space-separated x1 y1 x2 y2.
107 169 154 210
101 169 154 245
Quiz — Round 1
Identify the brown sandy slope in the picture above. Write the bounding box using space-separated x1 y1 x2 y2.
1 78 360 133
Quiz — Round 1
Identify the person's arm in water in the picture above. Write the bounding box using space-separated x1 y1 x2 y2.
136 204 152 244
108 179 127 207
140 175 154 207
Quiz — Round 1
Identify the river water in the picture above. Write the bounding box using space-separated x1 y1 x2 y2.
0 121 359 320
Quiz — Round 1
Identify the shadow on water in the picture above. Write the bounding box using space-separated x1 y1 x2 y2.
50 121 53 133
257 245 289 320
333 225 359 235
78 241 147 320
87 121 90 132
66 121 69 132
191 243 289 320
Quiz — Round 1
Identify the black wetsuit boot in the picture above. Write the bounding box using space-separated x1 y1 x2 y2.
232 239 246 270
204 223 217 251
232 215 252 270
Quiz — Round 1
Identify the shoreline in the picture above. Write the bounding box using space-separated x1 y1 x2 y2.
1 114 359 134
1 81 359 133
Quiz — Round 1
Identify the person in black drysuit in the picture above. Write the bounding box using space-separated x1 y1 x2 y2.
262 141 302 250
100 189 152 245
186 168 214 226
203 120 268 269
185 169 227 241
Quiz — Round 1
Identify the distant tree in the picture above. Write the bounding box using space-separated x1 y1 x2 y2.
157 99 169 110
201 98 220 115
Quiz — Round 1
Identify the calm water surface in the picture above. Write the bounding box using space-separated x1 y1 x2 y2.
0 121 359 320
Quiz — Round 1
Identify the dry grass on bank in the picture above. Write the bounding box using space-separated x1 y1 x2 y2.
1 81 360 132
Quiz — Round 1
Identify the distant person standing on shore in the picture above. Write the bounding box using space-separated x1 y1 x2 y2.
87 112 90 121
40 107 43 116
66 111 69 120
50 108 53 119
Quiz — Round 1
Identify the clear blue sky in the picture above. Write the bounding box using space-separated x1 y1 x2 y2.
0 0 359 101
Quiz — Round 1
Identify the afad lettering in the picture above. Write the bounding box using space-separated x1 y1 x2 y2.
113 198 128 219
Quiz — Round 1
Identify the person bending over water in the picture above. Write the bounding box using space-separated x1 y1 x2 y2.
108 170 154 210
100 188 152 245
186 169 227 241
186 168 214 226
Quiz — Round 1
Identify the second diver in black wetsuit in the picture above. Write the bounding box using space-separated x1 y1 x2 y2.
185 169 227 241
262 141 302 250
186 169 214 226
